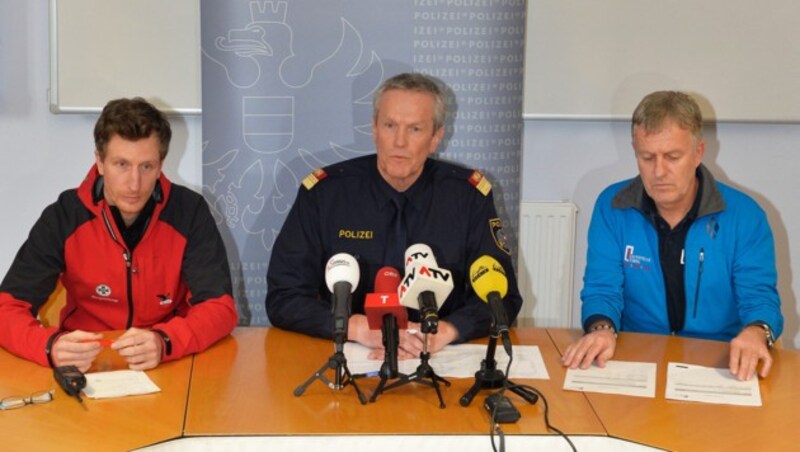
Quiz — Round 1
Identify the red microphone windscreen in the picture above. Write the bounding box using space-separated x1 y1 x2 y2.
365 267 407 330
374 266 401 293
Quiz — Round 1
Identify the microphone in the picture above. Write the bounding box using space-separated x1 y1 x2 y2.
469 255 512 356
364 266 406 379
364 266 407 330
399 244 454 334
325 253 360 347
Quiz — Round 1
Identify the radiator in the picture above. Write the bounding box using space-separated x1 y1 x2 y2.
516 202 578 327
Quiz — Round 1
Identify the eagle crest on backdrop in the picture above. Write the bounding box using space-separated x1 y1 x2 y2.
202 0 384 254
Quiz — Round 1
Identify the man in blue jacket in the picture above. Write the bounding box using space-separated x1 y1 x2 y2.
562 91 783 381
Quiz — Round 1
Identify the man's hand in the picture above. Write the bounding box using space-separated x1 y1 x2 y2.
111 328 163 370
349 315 458 360
400 320 459 358
348 313 382 348
347 314 416 360
561 329 617 369
729 325 772 381
51 330 104 372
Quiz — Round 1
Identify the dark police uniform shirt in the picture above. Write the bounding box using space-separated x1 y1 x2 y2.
265 154 523 343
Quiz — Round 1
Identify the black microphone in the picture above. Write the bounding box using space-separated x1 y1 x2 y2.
325 253 360 348
365 266 405 378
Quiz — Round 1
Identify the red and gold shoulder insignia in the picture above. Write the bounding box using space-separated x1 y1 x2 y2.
468 170 492 196
302 168 328 190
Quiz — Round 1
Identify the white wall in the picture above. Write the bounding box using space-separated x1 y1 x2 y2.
0 1 202 279
521 119 800 348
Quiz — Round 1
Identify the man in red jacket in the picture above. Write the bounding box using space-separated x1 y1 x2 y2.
0 98 237 371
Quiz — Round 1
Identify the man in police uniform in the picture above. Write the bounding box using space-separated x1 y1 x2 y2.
266 73 522 358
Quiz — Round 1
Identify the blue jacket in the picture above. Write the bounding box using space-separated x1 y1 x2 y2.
581 165 783 342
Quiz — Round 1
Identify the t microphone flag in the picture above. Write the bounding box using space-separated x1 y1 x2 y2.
364 266 407 330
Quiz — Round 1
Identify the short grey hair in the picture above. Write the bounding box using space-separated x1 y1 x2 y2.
373 73 446 131
632 91 703 142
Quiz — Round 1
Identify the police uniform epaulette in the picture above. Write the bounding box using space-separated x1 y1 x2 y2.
467 170 492 196
302 168 328 190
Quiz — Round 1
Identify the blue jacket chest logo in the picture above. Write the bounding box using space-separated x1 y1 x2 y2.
624 245 653 271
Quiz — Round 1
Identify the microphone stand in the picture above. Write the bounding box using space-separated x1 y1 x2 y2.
368 314 408 403
294 335 367 405
459 326 538 407
380 319 451 408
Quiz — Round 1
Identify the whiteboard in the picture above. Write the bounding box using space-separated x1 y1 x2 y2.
49 0 201 114
523 0 800 122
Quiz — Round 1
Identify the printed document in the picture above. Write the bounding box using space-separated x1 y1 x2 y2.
665 362 761 406
564 360 656 398
345 343 550 379
83 370 161 399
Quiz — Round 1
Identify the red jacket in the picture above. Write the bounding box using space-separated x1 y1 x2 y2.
0 167 237 366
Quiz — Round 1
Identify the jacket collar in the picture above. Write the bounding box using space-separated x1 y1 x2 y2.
612 164 725 218
76 165 172 216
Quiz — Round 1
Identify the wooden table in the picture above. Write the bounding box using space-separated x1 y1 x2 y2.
548 328 800 451
6 327 797 449
0 337 192 450
183 327 605 437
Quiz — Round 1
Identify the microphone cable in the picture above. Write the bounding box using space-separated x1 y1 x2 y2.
487 355 513 452
488 357 578 452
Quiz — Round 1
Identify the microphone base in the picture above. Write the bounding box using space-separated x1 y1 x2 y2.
368 368 410 403
460 363 506 407
460 368 539 407
459 335 539 407
294 349 367 405
381 351 451 409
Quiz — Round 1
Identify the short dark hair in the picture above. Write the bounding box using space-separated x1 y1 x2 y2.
632 91 703 142
94 97 172 161
373 73 446 131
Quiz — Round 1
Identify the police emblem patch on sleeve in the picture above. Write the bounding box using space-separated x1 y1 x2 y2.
302 168 327 190
468 170 492 196
489 218 511 255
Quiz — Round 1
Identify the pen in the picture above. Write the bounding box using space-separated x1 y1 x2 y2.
80 339 113 347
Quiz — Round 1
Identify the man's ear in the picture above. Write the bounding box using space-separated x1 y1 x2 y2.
695 138 706 166
429 126 445 154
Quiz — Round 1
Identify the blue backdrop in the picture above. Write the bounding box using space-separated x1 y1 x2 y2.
201 0 525 325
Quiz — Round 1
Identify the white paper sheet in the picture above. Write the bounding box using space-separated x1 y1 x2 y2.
344 343 550 380
83 370 161 399
665 362 761 406
564 360 657 398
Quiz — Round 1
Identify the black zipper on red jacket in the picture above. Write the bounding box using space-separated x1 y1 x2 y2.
101 209 135 329
122 249 134 329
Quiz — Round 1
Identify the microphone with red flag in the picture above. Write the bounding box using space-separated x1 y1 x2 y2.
365 266 407 330
364 266 407 385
